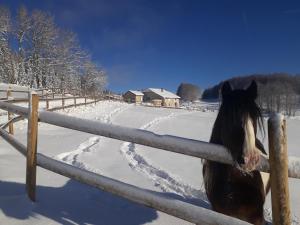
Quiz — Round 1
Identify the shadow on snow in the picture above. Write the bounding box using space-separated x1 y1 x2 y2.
0 179 209 225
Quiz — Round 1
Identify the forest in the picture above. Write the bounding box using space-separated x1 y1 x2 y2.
0 5 106 95
202 73 300 116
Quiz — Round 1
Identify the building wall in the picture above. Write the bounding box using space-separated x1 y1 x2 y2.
163 98 180 107
123 92 143 103
123 92 134 103
143 91 163 102
144 91 180 107
151 99 163 106
135 95 143 103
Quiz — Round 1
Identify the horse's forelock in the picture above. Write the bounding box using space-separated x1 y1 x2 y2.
215 92 264 163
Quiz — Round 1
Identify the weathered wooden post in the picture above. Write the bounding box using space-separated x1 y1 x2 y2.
52 88 54 99
26 92 39 201
6 89 14 134
46 93 49 110
62 90 65 110
268 113 291 225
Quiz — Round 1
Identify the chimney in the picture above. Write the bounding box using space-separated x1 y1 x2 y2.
161 88 164 92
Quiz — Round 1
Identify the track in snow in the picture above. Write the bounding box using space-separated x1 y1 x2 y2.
55 136 102 174
120 112 208 202
55 105 129 172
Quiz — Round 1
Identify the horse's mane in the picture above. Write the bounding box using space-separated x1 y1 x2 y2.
204 81 268 225
219 94 265 138
211 80 265 163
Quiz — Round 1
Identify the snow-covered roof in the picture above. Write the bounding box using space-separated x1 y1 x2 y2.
128 90 144 96
143 88 180 99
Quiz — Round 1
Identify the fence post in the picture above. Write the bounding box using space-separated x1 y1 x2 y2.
268 113 291 225
62 91 65 110
26 92 39 202
74 96 77 107
6 89 14 134
46 94 49 110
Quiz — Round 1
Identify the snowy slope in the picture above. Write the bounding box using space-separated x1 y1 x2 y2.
0 100 299 224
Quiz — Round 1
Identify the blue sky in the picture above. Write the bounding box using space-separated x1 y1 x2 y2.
2 0 300 93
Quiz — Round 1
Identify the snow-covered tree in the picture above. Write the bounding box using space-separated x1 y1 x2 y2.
0 4 107 93
26 10 58 88
0 6 16 83
51 30 87 91
15 5 31 85
81 61 107 96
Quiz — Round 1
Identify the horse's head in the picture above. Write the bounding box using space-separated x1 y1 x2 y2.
218 80 264 171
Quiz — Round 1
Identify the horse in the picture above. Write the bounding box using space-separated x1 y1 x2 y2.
202 80 270 225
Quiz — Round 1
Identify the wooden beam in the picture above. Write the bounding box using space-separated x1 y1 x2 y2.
0 101 299 179
0 101 29 116
0 127 251 225
0 127 26 156
6 89 14 134
62 91 65 110
46 94 49 110
268 114 291 225
36 153 251 225
26 92 39 202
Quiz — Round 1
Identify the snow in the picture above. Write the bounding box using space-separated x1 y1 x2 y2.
0 83 42 99
128 90 144 96
143 88 180 99
38 153 251 225
0 100 299 224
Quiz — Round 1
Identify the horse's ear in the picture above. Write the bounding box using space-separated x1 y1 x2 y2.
246 80 257 99
221 81 232 98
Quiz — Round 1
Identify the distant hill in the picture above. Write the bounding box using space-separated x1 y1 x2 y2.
202 73 300 115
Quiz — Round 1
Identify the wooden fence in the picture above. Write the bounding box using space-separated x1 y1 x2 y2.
0 92 299 225
0 86 101 111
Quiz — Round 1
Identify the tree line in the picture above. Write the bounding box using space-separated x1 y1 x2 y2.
176 83 201 102
0 5 106 95
202 73 300 116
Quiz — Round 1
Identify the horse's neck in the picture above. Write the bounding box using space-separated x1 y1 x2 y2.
209 114 223 144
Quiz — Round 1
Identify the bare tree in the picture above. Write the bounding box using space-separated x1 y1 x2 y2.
51 30 88 91
27 10 58 88
15 5 31 85
0 4 107 94
0 6 16 83
177 83 201 102
81 61 106 96
203 73 300 116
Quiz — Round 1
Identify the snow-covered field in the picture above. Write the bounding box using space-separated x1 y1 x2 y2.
0 100 299 224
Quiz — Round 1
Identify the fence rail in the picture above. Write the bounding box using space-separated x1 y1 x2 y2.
0 92 299 225
0 100 299 179
0 129 251 225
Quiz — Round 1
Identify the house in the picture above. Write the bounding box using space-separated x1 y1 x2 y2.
143 88 180 107
123 90 144 103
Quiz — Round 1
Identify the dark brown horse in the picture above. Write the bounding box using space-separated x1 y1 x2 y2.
203 81 270 225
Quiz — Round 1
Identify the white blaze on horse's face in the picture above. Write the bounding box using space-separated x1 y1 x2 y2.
242 115 261 171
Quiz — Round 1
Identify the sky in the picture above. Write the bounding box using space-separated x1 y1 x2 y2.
2 0 300 93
